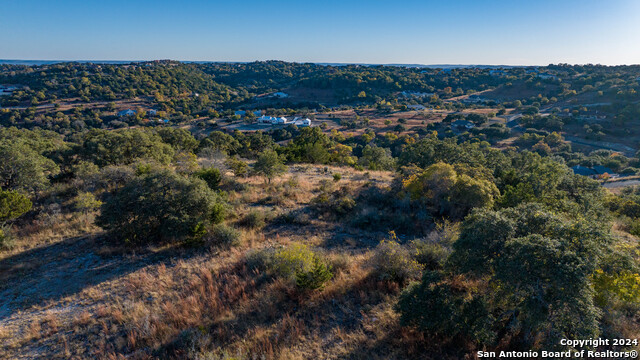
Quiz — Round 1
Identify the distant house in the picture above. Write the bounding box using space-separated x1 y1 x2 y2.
538 73 558 80
577 112 607 121
572 165 597 176
254 110 263 116
147 109 157 116
572 165 617 178
257 115 288 125
234 110 246 117
463 95 485 104
452 120 475 130
294 118 312 127
407 104 426 111
258 115 275 124
400 91 434 98
593 165 615 176
117 109 136 117
0 85 16 96
272 92 289 98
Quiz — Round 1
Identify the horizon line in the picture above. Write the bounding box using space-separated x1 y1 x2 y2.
3 59 640 68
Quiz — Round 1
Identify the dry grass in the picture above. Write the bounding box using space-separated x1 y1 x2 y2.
0 165 433 359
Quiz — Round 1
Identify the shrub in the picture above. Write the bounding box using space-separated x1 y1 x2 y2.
97 169 226 245
0 189 32 225
194 167 222 190
272 243 316 278
296 257 333 290
370 235 423 283
208 224 242 247
333 173 342 182
396 271 495 344
238 210 266 229
0 226 15 250
245 247 276 272
272 243 333 290
412 240 450 270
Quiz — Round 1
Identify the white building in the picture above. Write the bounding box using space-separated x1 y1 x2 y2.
538 73 558 80
117 109 136 117
258 115 275 124
294 118 312 127
400 91 434 98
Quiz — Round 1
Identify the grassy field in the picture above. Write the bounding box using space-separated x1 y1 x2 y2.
0 165 454 360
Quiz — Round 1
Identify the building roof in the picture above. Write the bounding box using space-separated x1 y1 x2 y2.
572 165 597 176
452 120 475 128
593 165 614 175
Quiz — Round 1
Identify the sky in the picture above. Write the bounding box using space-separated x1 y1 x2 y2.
1 0 640 66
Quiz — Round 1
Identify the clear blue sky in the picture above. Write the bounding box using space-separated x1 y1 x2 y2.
1 0 639 65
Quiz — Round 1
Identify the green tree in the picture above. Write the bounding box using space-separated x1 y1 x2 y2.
80 129 174 167
194 167 222 190
0 142 59 192
0 189 32 226
97 169 226 244
253 149 287 183
156 128 198 152
358 145 395 171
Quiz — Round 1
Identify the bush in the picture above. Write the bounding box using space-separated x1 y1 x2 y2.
245 247 276 272
272 243 316 278
370 235 423 283
0 226 15 250
396 271 495 344
238 210 266 229
295 257 333 290
412 240 450 270
208 224 242 246
271 243 333 290
194 167 222 190
333 173 342 182
97 169 226 245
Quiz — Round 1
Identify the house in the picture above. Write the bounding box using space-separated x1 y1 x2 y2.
254 110 263 116
117 109 136 117
147 109 157 116
257 115 288 125
452 120 475 130
274 117 288 124
294 118 312 127
463 95 485 103
0 85 16 96
572 165 618 178
577 113 607 121
593 165 615 176
537 73 558 80
400 91 434 98
258 115 276 124
572 165 597 176
272 92 289 98
407 104 426 111
234 110 246 117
